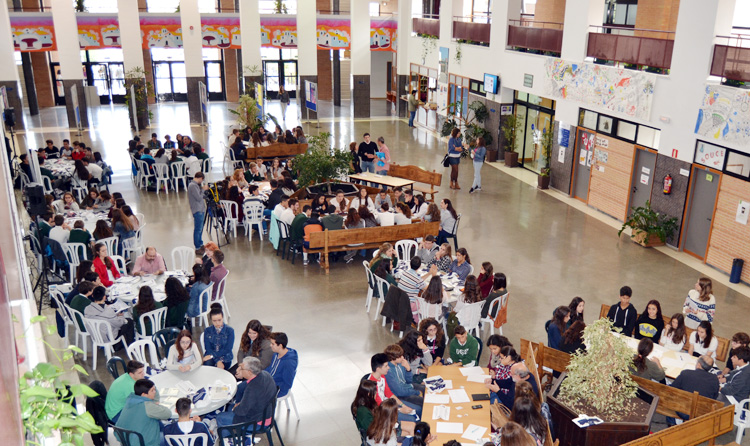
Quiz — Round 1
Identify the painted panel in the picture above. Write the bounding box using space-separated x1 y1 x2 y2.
9 12 56 52
695 84 750 145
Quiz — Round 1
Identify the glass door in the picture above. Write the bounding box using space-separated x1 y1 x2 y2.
109 63 126 103
263 61 280 99
89 63 111 104
204 61 225 101
282 61 297 98
170 62 187 102
50 62 65 106
154 62 173 101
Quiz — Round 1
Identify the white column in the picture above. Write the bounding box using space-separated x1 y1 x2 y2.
0 6 18 82
180 0 203 79
396 0 412 75
560 0 605 61
438 0 454 50
297 1 317 77
351 0 370 76
51 2 83 80
489 0 520 53
239 0 262 75
714 0 737 40
117 0 146 72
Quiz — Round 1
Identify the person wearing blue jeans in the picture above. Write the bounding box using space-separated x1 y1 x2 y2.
188 172 208 248
407 90 419 127
470 139 487 194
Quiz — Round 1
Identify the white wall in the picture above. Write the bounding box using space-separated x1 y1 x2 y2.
370 52 392 98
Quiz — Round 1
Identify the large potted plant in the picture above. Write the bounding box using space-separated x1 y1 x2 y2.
294 132 353 195
547 318 658 446
230 94 279 132
538 126 553 189
124 66 154 131
618 201 678 247
501 112 521 167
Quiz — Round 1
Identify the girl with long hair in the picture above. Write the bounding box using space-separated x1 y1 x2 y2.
559 320 586 354
511 396 548 446
349 141 361 174
436 199 458 244
419 318 445 364
74 159 91 184
660 313 688 352
351 379 379 432
112 208 135 245
477 262 494 298
631 338 665 382
429 243 452 273
454 274 483 313
567 297 585 326
497 421 537 446
365 399 400 446
688 320 718 358
683 277 716 329
358 206 379 227
133 286 164 337
164 277 190 328
311 193 328 214
231 168 249 189
121 205 140 230
236 320 273 370
634 299 665 344
481 272 508 319
351 188 375 213
167 330 202 372
394 202 413 225
422 276 444 306
81 188 100 209
448 247 472 284
485 345 523 403
92 242 119 287
270 158 283 179
446 127 463 189
410 421 436 446
486 334 513 379
424 202 441 223
371 242 397 273
547 306 571 350
412 194 429 220
398 330 433 380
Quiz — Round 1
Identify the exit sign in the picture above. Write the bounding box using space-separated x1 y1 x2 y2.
523 74 534 88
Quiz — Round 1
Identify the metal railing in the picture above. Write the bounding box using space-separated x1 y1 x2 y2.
589 25 675 39
411 13 440 19
711 34 750 82
509 19 563 30
453 13 492 24
715 34 750 49
587 25 675 69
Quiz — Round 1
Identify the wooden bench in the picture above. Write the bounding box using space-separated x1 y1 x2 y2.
308 221 439 274
632 375 723 420
521 340 558 446
599 304 731 362
621 403 734 446
244 143 308 161
387 164 442 201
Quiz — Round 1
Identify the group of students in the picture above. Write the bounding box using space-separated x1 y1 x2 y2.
20 138 110 192
130 133 209 181
227 124 308 160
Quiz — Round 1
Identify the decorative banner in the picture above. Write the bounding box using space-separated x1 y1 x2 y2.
261 17 297 48
10 12 56 52
695 84 750 144
371 19 397 52
544 58 655 120
317 17 350 50
77 14 120 50
201 14 240 49
140 14 183 49
694 140 726 169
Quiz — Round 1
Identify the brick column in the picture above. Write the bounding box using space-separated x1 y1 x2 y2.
224 49 239 102
317 50 332 101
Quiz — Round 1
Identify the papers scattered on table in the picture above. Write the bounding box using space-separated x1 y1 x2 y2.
443 380 453 390
448 389 471 404
424 376 448 393
461 424 488 443
160 396 179 407
115 276 140 284
209 383 232 401
177 381 197 394
161 387 180 397
432 405 450 421
424 394 450 404
436 422 464 434
459 367 485 377
465 375 492 383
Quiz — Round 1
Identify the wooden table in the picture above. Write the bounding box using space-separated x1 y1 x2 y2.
615 333 698 379
349 172 415 189
423 365 493 444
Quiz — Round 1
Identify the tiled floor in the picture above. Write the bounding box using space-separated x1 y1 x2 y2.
18 101 750 445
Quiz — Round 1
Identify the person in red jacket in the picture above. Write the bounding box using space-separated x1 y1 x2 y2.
93 242 120 287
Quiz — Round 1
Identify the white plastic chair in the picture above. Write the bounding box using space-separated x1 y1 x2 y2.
212 272 231 320
164 433 209 446
50 288 74 340
228 146 244 170
363 261 375 313
220 200 239 238
394 240 418 264
192 286 213 328
727 395 750 443
136 307 168 339
110 255 128 276
201 158 212 175
417 297 448 334
19 170 30 190
135 213 146 228
446 213 462 251
127 338 160 366
457 301 484 337
71 176 89 202
68 308 90 359
171 246 195 272
277 391 300 420
481 292 509 336
372 274 390 321
98 236 119 258
170 161 188 192
63 242 88 283
123 237 145 261
153 164 171 194
242 201 265 241
136 160 154 189
42 175 54 195
84 318 128 370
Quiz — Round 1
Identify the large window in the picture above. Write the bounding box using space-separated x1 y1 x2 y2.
471 0 492 22
577 108 661 149
514 92 555 174
604 0 638 27
258 0 297 14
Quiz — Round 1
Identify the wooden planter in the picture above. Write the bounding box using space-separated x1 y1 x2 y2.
547 373 658 446
538 175 550 189
504 151 519 167
630 229 665 247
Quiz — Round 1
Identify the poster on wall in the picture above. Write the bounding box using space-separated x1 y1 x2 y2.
201 14 241 49
694 141 726 169
140 14 183 48
558 122 570 147
695 84 750 145
737 201 750 225
544 58 655 120
371 19 397 52
261 17 298 48
305 80 317 112
438 47 449 84
10 12 56 52
317 17 350 49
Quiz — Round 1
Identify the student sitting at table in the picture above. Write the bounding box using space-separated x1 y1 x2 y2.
105 360 145 422
93 242 120 287
453 274 484 315
115 379 172 446
351 379 379 434
265 332 298 398
187 264 211 319
153 148 168 164
634 299 664 345
688 320 719 359
447 325 479 367
375 191 392 212
54 192 80 213
167 330 203 372
164 397 214 446
203 303 234 369
164 277 190 329
394 202 412 226
133 247 167 276
365 400 403 446
234 320 274 375
448 247 472 285
244 162 265 183
68 220 93 257
660 313 688 352
510 395 548 446
230 137 245 163
630 338 666 383
367 353 420 426
216 357 277 428
546 306 571 351
92 219 113 241
321 205 344 229
85 285 135 344
383 344 423 416
351 188 376 214
419 318 446 365
412 194 429 221
209 249 228 298
329 189 349 213
111 209 135 251
44 139 60 158
80 188 100 209
428 243 452 273
392 187 405 204
121 205 140 230
69 281 96 315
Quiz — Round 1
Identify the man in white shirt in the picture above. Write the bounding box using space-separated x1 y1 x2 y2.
49 215 70 245
83 159 103 182
273 196 289 220
280 198 299 226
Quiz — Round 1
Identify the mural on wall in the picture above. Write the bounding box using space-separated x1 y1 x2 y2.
201 15 240 49
261 17 298 48
317 18 350 50
370 19 397 52
544 58 655 120
77 14 120 50
9 13 56 52
695 84 750 144
140 15 183 48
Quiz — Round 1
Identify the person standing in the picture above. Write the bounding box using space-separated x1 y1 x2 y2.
279 86 290 122
408 90 419 127
358 133 378 174
683 277 716 330
188 172 208 249
447 128 463 189
469 137 487 194
375 137 391 176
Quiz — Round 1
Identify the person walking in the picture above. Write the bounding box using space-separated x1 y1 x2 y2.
470 137 487 193
279 86 290 122
188 172 208 248
408 90 419 127
447 128 464 189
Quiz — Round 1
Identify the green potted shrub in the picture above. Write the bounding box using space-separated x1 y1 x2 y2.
501 112 521 167
547 318 659 446
294 132 353 195
618 201 678 247
538 126 553 189
124 66 154 131
230 94 279 132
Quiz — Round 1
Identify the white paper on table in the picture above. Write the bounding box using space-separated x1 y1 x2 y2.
459 366 485 376
177 381 197 394
425 394 451 404
436 422 464 434
160 387 180 397
466 375 492 383
448 389 471 403
461 424 488 442
443 380 453 390
432 405 451 421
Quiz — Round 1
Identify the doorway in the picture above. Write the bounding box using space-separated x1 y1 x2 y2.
572 128 595 201
263 60 298 100
681 166 721 259
628 147 657 214
87 62 126 104
153 61 188 102
204 61 225 101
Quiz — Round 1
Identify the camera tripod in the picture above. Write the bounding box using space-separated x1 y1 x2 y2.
203 193 230 248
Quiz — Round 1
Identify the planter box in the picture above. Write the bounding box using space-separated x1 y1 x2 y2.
305 182 359 197
547 373 658 446
538 175 550 189
630 229 665 247
504 151 519 167
486 149 498 163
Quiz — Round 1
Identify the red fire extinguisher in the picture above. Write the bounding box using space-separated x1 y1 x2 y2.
663 174 672 194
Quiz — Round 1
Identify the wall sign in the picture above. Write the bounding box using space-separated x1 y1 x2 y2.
500 105 513 115
596 136 609 148
737 200 750 225
523 74 534 88
695 141 726 169
595 149 608 164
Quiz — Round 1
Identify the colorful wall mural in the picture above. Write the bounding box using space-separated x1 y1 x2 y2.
371 19 397 52
695 84 750 145
9 13 56 52
77 14 120 50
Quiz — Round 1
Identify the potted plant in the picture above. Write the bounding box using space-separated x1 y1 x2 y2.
501 112 521 167
124 66 154 131
294 132 353 195
538 126 553 189
618 201 678 247
230 94 279 133
547 318 659 446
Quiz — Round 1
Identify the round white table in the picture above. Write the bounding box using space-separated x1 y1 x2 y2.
45 158 75 178
149 366 238 418
109 271 189 305
64 210 110 234
393 262 463 303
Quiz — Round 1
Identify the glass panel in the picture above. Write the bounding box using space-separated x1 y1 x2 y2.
147 0 180 13
91 64 108 80
88 49 124 62
266 63 279 77
109 64 124 80
613 4 627 25
581 110 597 129
207 77 222 93
155 78 172 94
726 152 750 178
540 97 554 109
111 78 126 95
281 49 298 59
283 62 297 77
94 80 109 96
626 5 638 26
172 78 187 93
617 121 637 140
514 105 527 154
150 48 184 61
171 63 186 78
527 94 542 105
202 48 221 60
370 2 380 16
462 88 469 117
523 109 540 172
636 126 660 149
154 64 171 79
267 77 280 92
206 63 221 77
284 76 297 91
198 0 217 13
516 91 528 102
261 48 280 60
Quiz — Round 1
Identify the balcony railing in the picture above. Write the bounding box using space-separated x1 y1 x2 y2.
711 34 750 83
453 15 491 45
507 20 563 54
587 25 675 69
413 14 440 38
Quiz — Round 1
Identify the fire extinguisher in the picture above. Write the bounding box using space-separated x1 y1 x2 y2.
663 174 673 194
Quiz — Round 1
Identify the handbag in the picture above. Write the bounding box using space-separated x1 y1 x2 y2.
490 402 511 430
442 154 450 167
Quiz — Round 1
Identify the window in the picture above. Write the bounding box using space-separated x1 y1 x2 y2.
472 0 491 22
616 121 637 140
726 152 750 179
84 0 118 13
147 0 179 13
579 109 598 130
636 126 660 149
258 0 297 14
369 2 380 16
604 0 638 27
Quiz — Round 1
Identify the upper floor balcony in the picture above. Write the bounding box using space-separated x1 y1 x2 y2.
453 14 491 46
507 20 563 55
413 14 440 38
587 25 674 72
711 34 750 85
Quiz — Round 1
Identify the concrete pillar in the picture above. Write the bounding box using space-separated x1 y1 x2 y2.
351 0 370 118
560 0 605 61
395 0 411 117
51 2 89 128
118 0 149 130
180 0 204 124
0 3 24 129
239 0 262 88
297 0 318 120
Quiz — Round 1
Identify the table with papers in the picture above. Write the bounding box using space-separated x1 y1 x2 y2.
393 262 463 303
45 158 75 178
615 332 698 380
63 209 110 234
423 365 493 444
109 271 189 305
149 366 237 418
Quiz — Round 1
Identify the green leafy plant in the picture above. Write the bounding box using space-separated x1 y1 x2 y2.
539 126 554 177
19 315 102 445
420 35 438 60
558 318 639 419
618 200 678 244
274 0 288 13
454 40 463 65
230 94 279 132
501 111 522 154
294 132 352 193
124 66 154 126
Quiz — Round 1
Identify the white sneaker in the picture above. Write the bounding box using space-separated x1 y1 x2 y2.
303 260 309 266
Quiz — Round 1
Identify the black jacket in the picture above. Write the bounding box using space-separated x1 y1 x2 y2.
380 285 412 330
266 187 286 210
607 303 637 336
670 368 719 400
